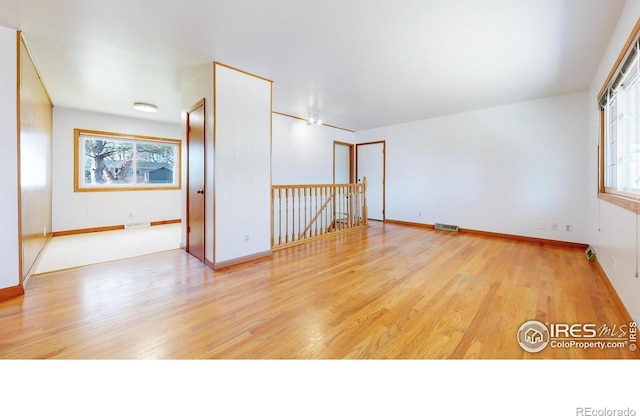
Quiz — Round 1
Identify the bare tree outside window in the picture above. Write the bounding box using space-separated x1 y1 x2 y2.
84 139 133 184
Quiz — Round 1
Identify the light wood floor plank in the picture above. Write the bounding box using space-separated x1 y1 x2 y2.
0 222 636 359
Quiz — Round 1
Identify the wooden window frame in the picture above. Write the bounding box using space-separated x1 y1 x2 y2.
598 18 640 213
74 128 182 192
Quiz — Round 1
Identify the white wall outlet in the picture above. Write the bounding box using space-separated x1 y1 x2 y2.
418 211 422 217
244 234 250 243
551 223 558 231
612 256 616 271
565 225 572 232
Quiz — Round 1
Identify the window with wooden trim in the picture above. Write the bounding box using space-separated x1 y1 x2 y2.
599 19 640 212
74 129 181 192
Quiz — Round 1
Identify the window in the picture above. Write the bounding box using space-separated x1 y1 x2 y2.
599 19 640 212
74 129 181 191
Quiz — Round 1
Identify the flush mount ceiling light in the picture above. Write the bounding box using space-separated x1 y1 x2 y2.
307 112 322 125
133 102 158 113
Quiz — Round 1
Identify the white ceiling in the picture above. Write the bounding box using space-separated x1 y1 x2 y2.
0 0 627 131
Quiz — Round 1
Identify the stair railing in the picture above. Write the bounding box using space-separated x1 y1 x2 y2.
271 178 368 249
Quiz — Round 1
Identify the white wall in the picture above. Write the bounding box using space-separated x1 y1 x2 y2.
356 92 589 244
272 113 355 184
588 0 640 322
181 63 214 260
52 107 182 232
214 64 272 264
0 25 20 289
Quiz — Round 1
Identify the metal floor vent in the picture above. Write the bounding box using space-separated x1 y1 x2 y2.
585 245 596 262
434 223 460 233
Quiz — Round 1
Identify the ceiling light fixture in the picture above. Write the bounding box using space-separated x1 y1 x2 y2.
307 112 322 126
133 102 158 113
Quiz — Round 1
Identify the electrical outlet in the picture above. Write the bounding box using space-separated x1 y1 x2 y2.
565 225 572 232
418 211 422 217
612 256 616 271
551 223 558 231
244 234 250 243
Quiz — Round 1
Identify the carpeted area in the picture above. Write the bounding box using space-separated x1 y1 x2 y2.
34 223 182 274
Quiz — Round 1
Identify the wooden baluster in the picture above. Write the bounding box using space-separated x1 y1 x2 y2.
346 185 350 228
363 176 368 226
314 187 318 236
340 186 347 230
304 187 308 238
326 186 330 234
320 187 325 235
322 186 329 234
338 186 343 231
332 186 336 231
356 184 362 225
353 184 358 226
297 188 301 241
278 188 282 245
309 187 312 237
347 184 352 228
285 188 289 243
291 188 296 242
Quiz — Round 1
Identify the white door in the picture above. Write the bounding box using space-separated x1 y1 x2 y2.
357 142 385 221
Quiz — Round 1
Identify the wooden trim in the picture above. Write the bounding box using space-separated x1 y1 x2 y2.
384 219 589 249
598 190 640 213
597 17 640 100
53 225 124 237
272 225 369 251
19 33 54 106
212 63 217 265
272 111 356 133
52 219 181 237
597 18 640 215
0 285 24 302
273 183 357 189
150 219 181 226
593 258 637 326
73 128 182 192
333 141 355 184
598 108 605 194
460 228 589 250
16 31 24 286
384 219 435 229
270 82 274 261
204 258 215 270
213 250 272 270
213 61 273 83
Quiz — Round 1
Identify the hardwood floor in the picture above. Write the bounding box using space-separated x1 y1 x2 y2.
0 222 636 359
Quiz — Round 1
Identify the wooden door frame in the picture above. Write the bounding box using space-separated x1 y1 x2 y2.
356 140 386 221
186 98 206 261
333 140 354 184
